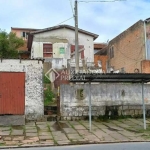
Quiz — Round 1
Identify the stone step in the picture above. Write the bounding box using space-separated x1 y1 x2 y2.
0 115 25 126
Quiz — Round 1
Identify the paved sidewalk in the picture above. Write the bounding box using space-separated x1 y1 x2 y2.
0 118 150 147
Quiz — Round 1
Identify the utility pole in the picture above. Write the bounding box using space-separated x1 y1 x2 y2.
74 0 79 73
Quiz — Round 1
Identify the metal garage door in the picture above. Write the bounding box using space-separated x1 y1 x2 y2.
0 72 25 115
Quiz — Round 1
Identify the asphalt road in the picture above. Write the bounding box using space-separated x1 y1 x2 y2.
2 142 150 150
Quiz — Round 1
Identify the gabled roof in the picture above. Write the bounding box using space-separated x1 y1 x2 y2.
30 24 99 40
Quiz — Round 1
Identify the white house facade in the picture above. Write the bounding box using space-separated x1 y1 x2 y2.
28 25 98 67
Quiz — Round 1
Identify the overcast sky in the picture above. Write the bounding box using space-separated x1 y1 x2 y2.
0 0 150 42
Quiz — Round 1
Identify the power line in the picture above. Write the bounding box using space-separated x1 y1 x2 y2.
56 17 74 25
68 0 74 15
78 0 126 2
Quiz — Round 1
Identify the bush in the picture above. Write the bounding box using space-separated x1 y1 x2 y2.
43 74 50 83
44 86 55 106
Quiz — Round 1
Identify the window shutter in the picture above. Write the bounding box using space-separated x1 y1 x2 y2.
81 51 84 59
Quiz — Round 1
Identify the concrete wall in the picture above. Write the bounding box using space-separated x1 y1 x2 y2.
60 83 150 117
0 59 43 120
31 28 94 62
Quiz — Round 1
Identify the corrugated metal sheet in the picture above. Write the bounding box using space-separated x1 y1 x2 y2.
0 72 25 115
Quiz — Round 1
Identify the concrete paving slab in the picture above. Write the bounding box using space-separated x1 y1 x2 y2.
51 131 63 136
3 137 11 141
102 135 115 141
47 121 56 126
111 120 123 124
59 121 72 128
39 135 53 140
80 123 98 130
5 141 19 146
118 130 137 137
13 136 24 141
0 127 11 131
110 133 130 141
0 131 10 136
92 123 108 129
11 130 23 136
73 125 87 130
102 128 118 135
26 122 35 126
127 119 144 126
57 140 71 145
38 132 51 136
25 129 37 133
115 123 130 128
83 134 99 141
0 140 5 144
26 137 39 142
21 140 35 144
25 126 36 129
63 128 77 134
40 140 54 145
53 135 68 141
37 125 48 129
69 121 80 125
78 130 92 136
26 133 38 137
93 130 108 138
67 134 83 140
120 120 137 126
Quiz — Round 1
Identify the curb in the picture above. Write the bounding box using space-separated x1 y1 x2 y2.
0 140 150 149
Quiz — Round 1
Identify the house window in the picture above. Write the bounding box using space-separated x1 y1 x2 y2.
70 45 84 59
21 31 28 39
43 44 53 58
109 46 114 59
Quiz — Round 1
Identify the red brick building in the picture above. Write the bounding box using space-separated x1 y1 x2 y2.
94 43 108 72
107 18 150 73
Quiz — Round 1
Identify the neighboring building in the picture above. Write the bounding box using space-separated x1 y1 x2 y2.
94 43 108 72
27 25 98 63
11 27 39 58
107 18 150 73
94 43 107 54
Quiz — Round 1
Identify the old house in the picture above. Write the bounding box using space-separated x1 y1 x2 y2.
11 27 39 58
27 25 98 61
27 25 99 87
107 18 150 73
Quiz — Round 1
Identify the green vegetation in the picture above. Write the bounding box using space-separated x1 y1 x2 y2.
44 86 55 106
43 75 50 83
0 30 24 58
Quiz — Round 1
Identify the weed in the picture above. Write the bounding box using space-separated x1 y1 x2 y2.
44 86 55 106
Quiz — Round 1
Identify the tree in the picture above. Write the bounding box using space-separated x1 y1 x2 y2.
0 30 24 58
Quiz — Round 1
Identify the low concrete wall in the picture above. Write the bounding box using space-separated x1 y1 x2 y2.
0 59 44 120
60 83 150 117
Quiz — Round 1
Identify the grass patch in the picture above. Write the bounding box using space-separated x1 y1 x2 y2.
0 143 5 146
